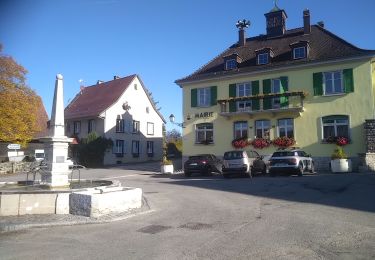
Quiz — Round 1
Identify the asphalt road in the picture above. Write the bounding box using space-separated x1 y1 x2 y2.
1 164 375 259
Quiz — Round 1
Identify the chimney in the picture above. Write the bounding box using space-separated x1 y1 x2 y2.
236 19 250 47
114 75 120 80
97 80 104 84
239 29 246 46
317 21 325 28
303 9 311 34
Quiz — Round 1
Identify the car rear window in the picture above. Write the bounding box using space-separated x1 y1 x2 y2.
189 155 209 160
224 151 244 160
272 151 295 157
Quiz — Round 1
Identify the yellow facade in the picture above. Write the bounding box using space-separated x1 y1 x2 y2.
181 58 375 159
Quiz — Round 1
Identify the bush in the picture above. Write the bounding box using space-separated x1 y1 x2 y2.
331 146 348 159
76 132 113 167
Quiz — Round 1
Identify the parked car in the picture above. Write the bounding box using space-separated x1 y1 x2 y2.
269 149 315 176
184 154 222 177
66 157 74 169
262 154 272 173
222 150 267 178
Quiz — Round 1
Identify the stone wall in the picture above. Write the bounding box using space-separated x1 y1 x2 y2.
0 162 34 175
359 120 375 172
365 120 375 153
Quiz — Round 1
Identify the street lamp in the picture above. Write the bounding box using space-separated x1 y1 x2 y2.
169 114 185 128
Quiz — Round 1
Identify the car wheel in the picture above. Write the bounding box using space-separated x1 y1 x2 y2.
184 171 191 177
223 174 230 179
298 164 304 177
309 162 315 173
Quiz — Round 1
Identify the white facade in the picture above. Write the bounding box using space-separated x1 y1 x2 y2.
65 75 165 165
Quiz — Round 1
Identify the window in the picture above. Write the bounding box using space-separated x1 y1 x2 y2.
293 47 306 59
225 59 237 70
323 71 343 95
116 119 124 133
322 115 349 140
88 119 95 133
66 122 71 134
271 79 281 108
147 141 154 157
195 123 213 144
255 120 270 139
114 140 124 157
132 120 140 134
132 140 140 157
147 122 154 135
278 118 294 138
257 53 269 65
191 87 216 108
234 121 248 139
313 69 354 96
236 83 252 111
197 88 211 107
73 121 81 134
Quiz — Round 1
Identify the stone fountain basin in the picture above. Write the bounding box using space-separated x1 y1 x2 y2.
0 180 143 217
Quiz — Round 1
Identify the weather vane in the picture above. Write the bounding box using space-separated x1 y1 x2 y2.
236 19 251 30
274 0 279 8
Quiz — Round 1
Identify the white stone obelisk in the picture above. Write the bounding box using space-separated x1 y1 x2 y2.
39 74 73 187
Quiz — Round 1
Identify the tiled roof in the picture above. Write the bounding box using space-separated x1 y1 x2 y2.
33 96 49 138
176 25 375 84
65 75 136 120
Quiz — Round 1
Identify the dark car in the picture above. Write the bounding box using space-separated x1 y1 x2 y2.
184 154 222 177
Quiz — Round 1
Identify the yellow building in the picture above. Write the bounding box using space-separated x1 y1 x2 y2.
175 6 375 171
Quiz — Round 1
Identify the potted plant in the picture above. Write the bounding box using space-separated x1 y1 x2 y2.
330 146 352 173
231 137 251 149
272 136 296 148
252 138 271 149
161 156 174 174
160 127 174 174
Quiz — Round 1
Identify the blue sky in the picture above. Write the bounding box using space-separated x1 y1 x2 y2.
1 0 374 131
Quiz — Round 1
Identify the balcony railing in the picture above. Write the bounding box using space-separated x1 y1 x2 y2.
217 91 307 117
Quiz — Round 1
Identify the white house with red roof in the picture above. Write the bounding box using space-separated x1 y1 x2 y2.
65 74 166 165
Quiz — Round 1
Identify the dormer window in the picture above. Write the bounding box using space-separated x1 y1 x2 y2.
223 53 242 71
293 46 306 59
255 47 274 65
257 53 269 65
290 41 309 60
226 59 237 70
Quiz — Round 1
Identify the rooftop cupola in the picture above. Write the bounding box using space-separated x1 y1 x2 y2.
264 0 287 37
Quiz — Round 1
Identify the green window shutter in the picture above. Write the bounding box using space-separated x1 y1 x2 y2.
313 72 323 96
252 80 260 110
263 79 272 110
229 84 237 112
280 76 289 107
210 86 217 106
191 88 197 107
343 68 354 93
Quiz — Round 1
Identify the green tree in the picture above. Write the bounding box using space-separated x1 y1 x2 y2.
0 44 43 146
77 132 113 167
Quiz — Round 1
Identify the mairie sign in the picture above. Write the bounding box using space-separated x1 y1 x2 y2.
7 144 21 150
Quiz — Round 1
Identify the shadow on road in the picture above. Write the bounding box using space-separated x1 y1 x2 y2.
155 173 375 213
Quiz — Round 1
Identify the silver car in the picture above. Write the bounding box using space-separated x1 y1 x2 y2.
222 150 266 178
269 149 315 176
